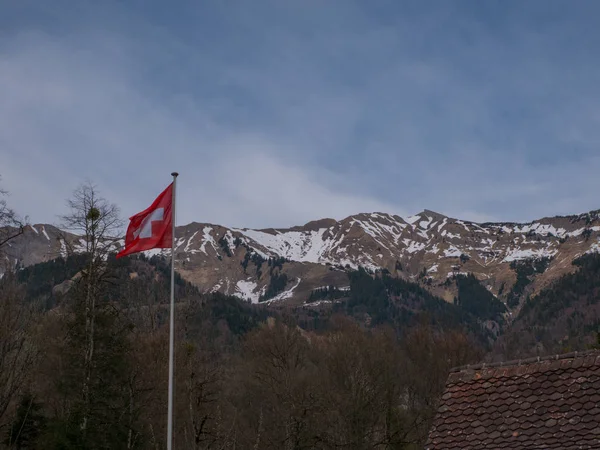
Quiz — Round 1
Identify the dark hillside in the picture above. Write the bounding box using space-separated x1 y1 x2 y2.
493 253 600 360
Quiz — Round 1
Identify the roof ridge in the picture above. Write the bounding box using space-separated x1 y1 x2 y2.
450 348 600 373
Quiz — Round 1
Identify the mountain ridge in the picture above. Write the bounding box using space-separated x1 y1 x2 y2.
3 208 600 308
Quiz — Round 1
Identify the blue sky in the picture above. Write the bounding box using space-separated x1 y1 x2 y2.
1 0 600 228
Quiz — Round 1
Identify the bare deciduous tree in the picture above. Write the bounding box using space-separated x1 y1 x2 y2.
59 181 123 436
0 177 26 250
0 275 37 429
318 320 407 449
0 178 35 433
177 341 223 449
401 322 482 445
239 320 323 450
60 180 122 258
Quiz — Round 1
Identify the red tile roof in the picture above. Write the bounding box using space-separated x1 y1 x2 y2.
426 350 600 450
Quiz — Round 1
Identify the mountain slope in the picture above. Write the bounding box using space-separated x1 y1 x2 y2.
493 253 600 359
4 209 600 309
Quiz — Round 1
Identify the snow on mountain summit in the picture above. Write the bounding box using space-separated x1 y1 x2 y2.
164 209 600 303
4 209 600 305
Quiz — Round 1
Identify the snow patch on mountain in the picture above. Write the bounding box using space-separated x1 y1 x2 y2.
402 239 426 254
174 237 187 252
420 219 432 229
303 299 338 307
59 238 67 258
199 227 218 255
222 230 238 254
405 215 420 225
444 246 462 258
184 231 199 253
442 230 461 239
456 221 470 232
143 248 167 258
235 279 262 303
371 219 406 244
447 271 469 278
353 219 394 253
239 229 332 263
585 239 600 255
437 218 448 232
427 244 440 254
568 226 600 237
502 247 559 262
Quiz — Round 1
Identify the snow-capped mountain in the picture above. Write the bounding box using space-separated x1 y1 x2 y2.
4 209 600 307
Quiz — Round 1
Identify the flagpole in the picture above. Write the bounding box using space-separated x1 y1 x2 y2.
167 172 178 450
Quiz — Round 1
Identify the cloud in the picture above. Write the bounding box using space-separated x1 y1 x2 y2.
208 145 401 228
1 0 600 230
0 30 396 229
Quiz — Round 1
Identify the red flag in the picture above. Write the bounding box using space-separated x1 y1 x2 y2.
116 183 174 258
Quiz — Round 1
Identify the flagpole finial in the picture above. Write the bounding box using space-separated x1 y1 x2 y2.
171 172 179 177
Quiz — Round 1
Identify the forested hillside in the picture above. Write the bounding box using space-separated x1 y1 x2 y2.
6 235 600 448
494 253 600 360
1 251 485 449
3 182 600 449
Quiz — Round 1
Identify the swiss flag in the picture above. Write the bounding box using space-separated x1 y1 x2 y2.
116 183 174 258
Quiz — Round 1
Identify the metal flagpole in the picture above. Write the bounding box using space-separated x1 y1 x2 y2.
167 172 178 450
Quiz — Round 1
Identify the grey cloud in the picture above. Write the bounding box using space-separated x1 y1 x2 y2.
0 31 398 229
2 1 600 229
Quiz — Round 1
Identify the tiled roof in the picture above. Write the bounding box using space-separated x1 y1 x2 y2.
425 350 600 450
